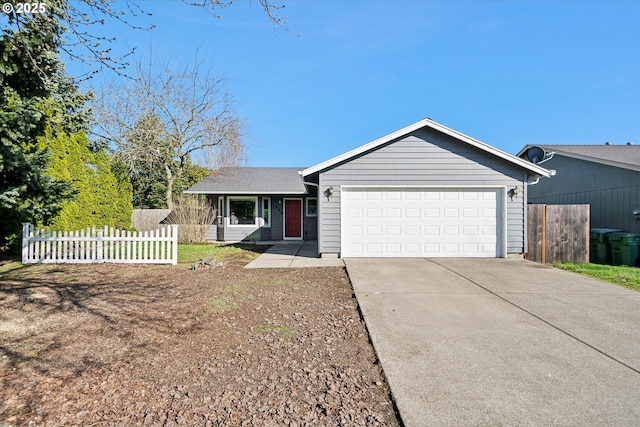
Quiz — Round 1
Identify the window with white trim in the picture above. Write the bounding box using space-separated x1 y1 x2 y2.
306 198 317 217
228 197 257 225
262 197 271 227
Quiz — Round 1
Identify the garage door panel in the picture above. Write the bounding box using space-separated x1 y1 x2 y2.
385 243 401 253
342 188 501 258
406 225 420 236
347 225 363 236
367 226 381 235
347 208 363 218
483 243 497 253
386 208 401 218
444 208 459 218
386 225 402 236
424 225 440 235
463 208 479 218
425 208 440 218
406 243 420 253
367 243 382 253
463 226 479 235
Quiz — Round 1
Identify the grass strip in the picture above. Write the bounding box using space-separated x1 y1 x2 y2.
554 263 640 292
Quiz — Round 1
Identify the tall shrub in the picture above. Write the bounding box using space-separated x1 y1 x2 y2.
46 131 133 231
165 195 215 244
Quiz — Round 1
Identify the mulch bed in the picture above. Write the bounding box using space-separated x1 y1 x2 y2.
0 257 400 426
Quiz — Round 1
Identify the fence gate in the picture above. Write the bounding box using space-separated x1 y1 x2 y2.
527 204 590 264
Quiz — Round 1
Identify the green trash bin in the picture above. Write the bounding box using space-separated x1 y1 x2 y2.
608 232 640 266
590 228 622 264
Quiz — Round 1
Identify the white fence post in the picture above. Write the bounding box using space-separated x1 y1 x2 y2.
20 223 179 265
171 224 179 265
21 222 30 264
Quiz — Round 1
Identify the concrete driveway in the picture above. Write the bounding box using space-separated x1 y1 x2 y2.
345 258 640 426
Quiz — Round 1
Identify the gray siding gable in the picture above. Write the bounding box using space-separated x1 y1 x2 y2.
317 128 528 255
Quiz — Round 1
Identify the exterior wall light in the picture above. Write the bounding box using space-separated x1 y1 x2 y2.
324 186 334 200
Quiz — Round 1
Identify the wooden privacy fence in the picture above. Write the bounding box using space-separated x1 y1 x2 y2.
527 204 589 264
22 223 178 265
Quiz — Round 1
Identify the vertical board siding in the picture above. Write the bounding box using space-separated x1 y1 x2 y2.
22 223 178 265
526 204 590 264
527 204 545 263
131 209 173 231
318 130 527 255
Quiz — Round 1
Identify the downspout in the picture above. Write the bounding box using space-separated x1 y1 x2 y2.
528 169 555 185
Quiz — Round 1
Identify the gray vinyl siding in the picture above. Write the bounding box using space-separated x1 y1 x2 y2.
268 197 284 240
317 128 527 255
304 212 318 240
528 156 640 233
205 225 218 241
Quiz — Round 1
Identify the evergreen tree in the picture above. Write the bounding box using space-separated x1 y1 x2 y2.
46 130 133 231
0 9 74 247
1 7 134 248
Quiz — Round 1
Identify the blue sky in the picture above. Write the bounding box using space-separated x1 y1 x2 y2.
75 0 640 167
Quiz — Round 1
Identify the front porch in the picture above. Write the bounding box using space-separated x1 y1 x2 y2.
206 194 318 243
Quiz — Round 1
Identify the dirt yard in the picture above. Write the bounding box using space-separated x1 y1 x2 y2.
0 249 399 426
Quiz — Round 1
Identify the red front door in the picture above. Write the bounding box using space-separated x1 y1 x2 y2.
284 199 302 239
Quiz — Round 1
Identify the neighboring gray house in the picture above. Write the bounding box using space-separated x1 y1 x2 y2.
518 144 640 233
186 118 551 258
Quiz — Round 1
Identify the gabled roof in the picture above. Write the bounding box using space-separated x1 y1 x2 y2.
302 118 552 178
184 167 307 195
517 144 640 172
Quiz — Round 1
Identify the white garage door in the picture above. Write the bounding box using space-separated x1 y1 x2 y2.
341 188 502 258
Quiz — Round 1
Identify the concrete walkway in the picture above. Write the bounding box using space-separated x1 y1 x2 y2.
345 258 640 426
245 241 344 268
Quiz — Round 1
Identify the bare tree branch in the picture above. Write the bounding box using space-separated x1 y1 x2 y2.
92 55 244 209
2 0 290 79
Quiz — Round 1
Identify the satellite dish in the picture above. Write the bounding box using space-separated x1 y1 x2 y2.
525 146 546 164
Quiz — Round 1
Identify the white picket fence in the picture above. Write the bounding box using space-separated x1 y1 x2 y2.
21 223 178 265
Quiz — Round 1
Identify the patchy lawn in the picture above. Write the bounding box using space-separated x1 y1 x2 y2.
554 263 640 292
0 252 399 426
178 243 270 264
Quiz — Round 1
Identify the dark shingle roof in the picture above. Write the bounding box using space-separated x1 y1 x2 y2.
184 167 308 195
535 144 640 171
